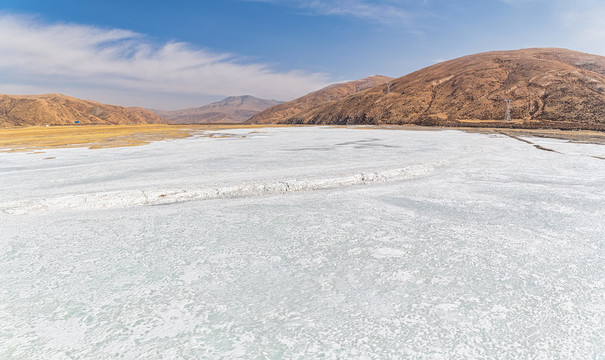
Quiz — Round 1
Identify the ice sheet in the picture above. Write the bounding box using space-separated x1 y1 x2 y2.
1 127 604 358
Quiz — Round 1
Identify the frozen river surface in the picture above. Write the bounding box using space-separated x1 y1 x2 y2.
1 127 604 358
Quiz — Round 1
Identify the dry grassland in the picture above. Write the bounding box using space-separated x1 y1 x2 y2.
0 124 288 152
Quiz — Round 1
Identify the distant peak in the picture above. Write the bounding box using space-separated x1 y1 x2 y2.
215 95 283 105
224 95 255 100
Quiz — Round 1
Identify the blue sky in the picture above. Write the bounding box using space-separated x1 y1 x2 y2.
1 0 604 109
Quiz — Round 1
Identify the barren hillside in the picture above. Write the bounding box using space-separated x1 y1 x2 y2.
0 94 166 127
266 49 605 130
248 75 393 124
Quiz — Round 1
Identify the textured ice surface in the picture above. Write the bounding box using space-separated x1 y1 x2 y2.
1 127 604 358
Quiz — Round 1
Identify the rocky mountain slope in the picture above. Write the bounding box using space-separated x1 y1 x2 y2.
248 75 393 124
152 95 282 124
259 49 605 129
0 94 166 127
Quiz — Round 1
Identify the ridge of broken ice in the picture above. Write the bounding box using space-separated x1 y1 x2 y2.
1 162 445 214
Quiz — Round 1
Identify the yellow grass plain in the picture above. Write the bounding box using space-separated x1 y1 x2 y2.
0 124 287 152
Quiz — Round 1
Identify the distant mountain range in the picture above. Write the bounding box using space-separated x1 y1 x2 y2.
0 94 165 127
250 48 605 130
3 48 605 130
151 95 282 124
248 75 392 124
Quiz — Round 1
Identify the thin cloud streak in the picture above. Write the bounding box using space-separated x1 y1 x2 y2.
0 14 330 108
247 0 412 24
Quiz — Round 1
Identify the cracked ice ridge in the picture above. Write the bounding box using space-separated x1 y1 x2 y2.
1 162 445 214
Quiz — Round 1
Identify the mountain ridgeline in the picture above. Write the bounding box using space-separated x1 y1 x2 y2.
248 75 393 124
0 94 166 127
152 95 282 124
249 48 605 130
3 48 605 130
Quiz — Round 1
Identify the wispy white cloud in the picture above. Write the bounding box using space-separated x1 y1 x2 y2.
0 14 330 108
498 0 539 4
247 0 413 24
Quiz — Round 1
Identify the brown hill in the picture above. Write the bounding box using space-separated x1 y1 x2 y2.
270 48 605 130
248 75 393 124
0 94 167 127
152 95 282 124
